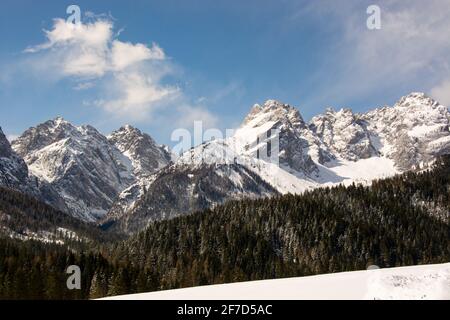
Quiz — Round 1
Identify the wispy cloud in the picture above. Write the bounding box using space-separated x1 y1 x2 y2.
174 104 219 129
293 0 450 107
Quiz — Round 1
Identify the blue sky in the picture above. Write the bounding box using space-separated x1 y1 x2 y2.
1 0 450 145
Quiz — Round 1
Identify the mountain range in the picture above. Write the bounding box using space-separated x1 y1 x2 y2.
1 92 449 234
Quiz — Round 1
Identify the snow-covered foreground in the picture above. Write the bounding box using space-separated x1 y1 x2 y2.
103 263 450 300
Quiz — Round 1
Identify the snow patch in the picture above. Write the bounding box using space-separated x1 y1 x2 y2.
103 263 450 300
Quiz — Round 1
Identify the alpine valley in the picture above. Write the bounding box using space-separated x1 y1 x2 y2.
0 92 449 299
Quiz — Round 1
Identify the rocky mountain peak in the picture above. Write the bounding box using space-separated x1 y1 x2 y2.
108 125 172 178
115 124 141 135
12 117 79 158
11 118 136 221
241 99 305 131
395 92 439 109
310 106 377 161
44 116 76 134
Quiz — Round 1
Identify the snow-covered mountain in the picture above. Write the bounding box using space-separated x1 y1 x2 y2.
103 262 450 300
2 92 449 230
362 92 450 170
103 92 450 233
101 125 173 224
9 118 175 222
309 108 377 162
108 125 172 178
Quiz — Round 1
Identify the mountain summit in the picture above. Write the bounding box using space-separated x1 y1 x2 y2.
9 119 175 222
108 125 172 178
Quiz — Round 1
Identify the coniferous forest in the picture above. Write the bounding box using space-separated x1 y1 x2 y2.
0 156 449 299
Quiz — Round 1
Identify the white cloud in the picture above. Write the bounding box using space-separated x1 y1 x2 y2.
348 1 450 78
24 17 177 118
111 40 165 71
431 80 450 106
98 71 180 119
25 19 112 78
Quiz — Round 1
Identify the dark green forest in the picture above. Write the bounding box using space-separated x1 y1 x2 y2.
0 157 449 299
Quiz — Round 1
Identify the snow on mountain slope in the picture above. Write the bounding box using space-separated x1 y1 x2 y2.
316 157 400 186
310 108 378 161
4 92 448 228
102 112 322 231
12 117 135 221
362 92 450 170
108 125 172 178
103 125 174 222
233 100 320 175
103 92 450 233
103 263 450 300
171 93 442 193
238 92 448 189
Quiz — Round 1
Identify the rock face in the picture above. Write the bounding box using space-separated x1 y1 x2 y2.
234 100 319 175
12 118 135 221
362 92 450 170
9 119 174 222
108 125 172 178
309 108 378 162
102 125 172 224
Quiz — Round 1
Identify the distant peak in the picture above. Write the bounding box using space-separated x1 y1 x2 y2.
395 92 438 108
337 107 354 115
123 124 138 131
53 116 67 123
108 125 149 144
242 99 304 127
45 116 72 128
116 124 142 135
406 92 427 98
262 99 290 110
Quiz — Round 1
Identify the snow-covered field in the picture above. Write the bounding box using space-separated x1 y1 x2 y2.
103 263 450 300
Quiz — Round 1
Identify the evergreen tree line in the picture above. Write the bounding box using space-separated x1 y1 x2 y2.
0 156 449 299
0 238 157 299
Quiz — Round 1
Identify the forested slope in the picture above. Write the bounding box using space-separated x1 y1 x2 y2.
0 156 449 299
